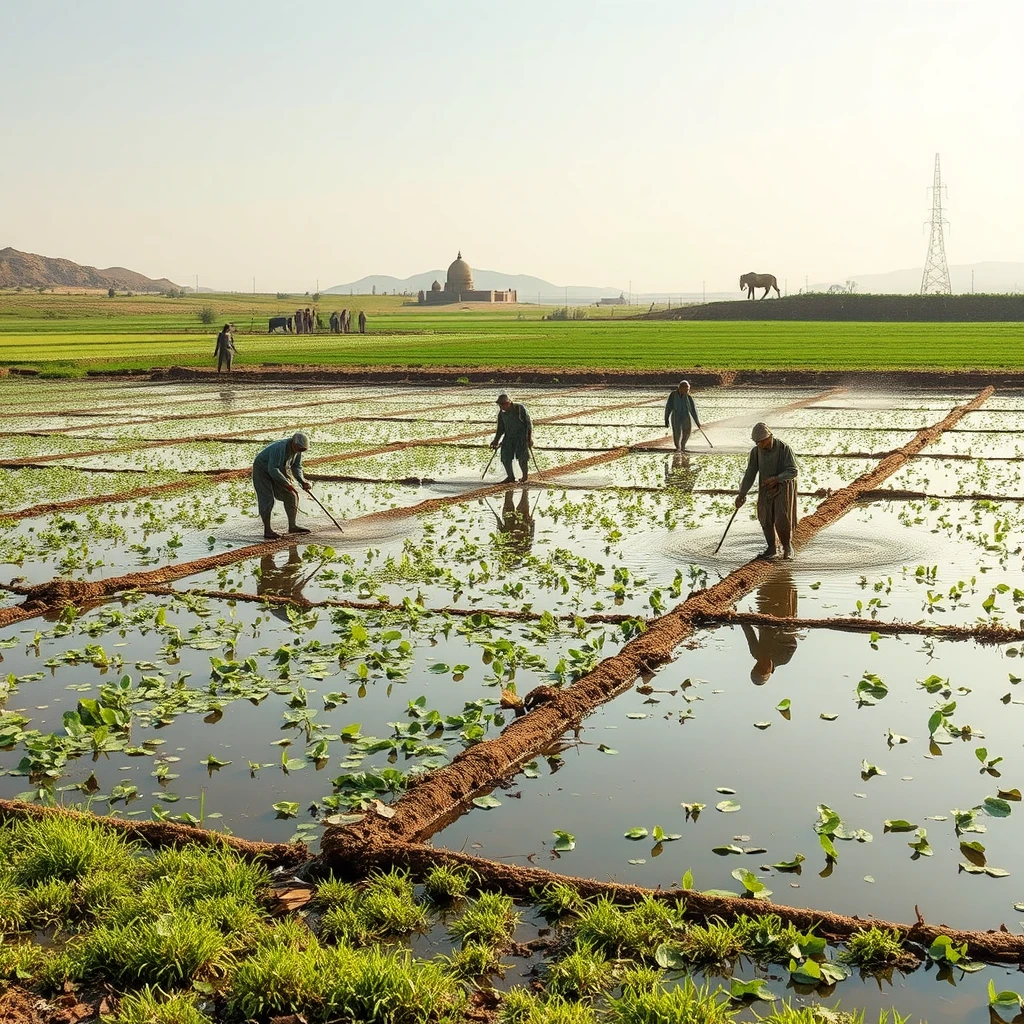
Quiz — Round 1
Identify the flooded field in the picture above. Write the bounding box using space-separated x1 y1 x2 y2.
1 377 1022 1021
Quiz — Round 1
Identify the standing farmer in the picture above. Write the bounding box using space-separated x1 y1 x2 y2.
214 324 236 373
734 422 798 560
664 380 701 452
490 392 533 483
358 310 366 334
252 432 312 539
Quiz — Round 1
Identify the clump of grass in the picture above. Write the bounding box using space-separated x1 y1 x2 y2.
607 979 736 1024
573 896 683 960
735 914 813 964
680 917 746 967
140 843 270 907
756 1005 910 1024
108 987 209 1024
21 879 76 930
228 943 465 1024
356 880 428 937
446 940 502 980
0 940 48 983
448 891 520 947
7 815 137 885
840 927 906 968
311 875 359 910
546 940 613 1000
500 988 600 1024
531 881 586 920
422 863 473 903
54 909 233 989
617 964 662 995
318 871 427 944
0 874 26 932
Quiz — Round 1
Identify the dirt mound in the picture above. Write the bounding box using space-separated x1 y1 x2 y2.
0 247 177 292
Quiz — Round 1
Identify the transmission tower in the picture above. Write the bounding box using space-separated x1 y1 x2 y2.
920 153 951 295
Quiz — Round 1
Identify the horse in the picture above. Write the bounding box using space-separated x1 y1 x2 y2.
740 272 781 299
268 316 292 333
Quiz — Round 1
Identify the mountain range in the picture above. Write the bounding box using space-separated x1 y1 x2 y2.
0 247 179 292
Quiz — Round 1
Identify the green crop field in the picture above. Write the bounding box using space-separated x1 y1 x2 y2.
0 289 1020 373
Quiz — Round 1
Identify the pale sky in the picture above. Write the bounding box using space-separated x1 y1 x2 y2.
3 0 1021 293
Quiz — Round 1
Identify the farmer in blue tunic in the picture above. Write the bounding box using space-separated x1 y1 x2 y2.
252 432 312 539
664 380 701 452
490 392 533 483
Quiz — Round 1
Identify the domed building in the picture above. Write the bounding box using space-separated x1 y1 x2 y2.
420 252 517 305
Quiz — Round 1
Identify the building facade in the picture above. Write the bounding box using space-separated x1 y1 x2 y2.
419 252 517 304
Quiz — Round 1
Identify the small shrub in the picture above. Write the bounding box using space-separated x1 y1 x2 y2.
756 1004 910 1024
21 879 76 930
446 940 501 980
0 940 47 983
532 881 586 920
422 864 472 903
311 875 359 910
0 874 26 931
499 988 599 1024
680 918 746 967
198 305 216 325
107 287 116 298
573 897 683 961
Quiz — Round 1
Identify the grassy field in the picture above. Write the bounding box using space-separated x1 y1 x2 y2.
0 289 1020 373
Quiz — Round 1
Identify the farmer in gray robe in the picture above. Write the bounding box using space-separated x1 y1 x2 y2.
490 392 533 483
214 324 236 373
734 422 798 559
252 432 312 539
664 380 701 452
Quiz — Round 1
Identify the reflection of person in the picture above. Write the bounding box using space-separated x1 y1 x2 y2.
252 432 312 539
214 324 236 373
664 380 701 452
664 452 699 493
490 392 533 483
497 489 535 559
735 422 799 560
258 546 307 620
742 570 800 684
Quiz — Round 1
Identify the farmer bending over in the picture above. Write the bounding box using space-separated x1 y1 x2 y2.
252 432 312 539
734 422 798 560
490 392 533 483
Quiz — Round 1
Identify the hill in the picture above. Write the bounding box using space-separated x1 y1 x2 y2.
0 247 179 293
325 268 623 305
818 261 1024 295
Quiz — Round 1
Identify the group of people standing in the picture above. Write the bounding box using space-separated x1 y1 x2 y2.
249 382 799 562
328 309 367 334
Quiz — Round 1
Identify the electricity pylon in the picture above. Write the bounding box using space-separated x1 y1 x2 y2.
920 153 951 295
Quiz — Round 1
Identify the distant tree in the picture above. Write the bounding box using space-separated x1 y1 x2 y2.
107 287 116 298
312 292 321 302
372 285 377 296
198 305 216 325
275 292 290 300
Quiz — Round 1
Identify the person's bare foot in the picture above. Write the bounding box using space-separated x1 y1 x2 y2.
288 525 311 534
264 530 281 540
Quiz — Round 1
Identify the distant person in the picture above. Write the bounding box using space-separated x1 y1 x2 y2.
734 422 799 559
214 323 236 373
329 311 339 334
743 571 800 683
340 308 350 334
358 310 366 334
490 392 533 483
304 308 313 334
252 432 312 539
295 308 305 335
664 380 701 452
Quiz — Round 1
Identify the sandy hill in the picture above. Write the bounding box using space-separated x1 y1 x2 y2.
0 247 179 292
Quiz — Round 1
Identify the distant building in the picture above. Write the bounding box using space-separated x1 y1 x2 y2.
419 252 517 304
597 292 626 306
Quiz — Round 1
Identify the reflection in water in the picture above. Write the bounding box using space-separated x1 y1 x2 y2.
741 569 802 684
257 547 310 621
219 390 236 403
492 488 536 561
664 452 700 493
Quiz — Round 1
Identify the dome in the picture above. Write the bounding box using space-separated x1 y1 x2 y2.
445 251 474 294
430 279 441 291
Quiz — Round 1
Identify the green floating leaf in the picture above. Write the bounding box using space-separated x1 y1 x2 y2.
863 875 875 883
716 786 736 794
701 888 741 898
202 755 230 768
624 826 648 840
985 866 1011 878
627 858 646 865
820 712 838 721
908 828 933 857
860 759 886 779
729 978 777 1002
984 796 1013 818
712 845 744 856
753 721 771 730
988 979 1024 1021
998 788 1022 801
716 800 741 813
272 801 299 819
883 819 918 833
552 829 575 852
731 867 772 900
775 699 791 712
651 825 681 842
626 713 647 720
597 744 618 755
681 868 694 890
772 854 805 872
472 795 501 810
655 944 687 970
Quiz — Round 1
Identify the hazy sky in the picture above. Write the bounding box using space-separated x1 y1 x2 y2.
4 0 1021 293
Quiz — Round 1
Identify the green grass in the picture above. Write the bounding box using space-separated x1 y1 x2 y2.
0 290 1021 371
